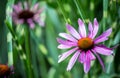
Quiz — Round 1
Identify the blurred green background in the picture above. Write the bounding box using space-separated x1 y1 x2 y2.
0 0 120 78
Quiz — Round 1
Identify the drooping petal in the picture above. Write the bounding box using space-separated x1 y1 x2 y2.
78 18 86 37
13 4 22 13
57 38 77 46
17 2 23 10
33 14 45 26
93 46 113 55
87 50 96 60
94 28 112 44
27 19 35 29
32 3 39 12
93 51 105 71
91 18 99 39
17 19 24 24
67 51 80 71
78 51 86 63
12 12 17 18
36 8 44 14
78 50 95 64
59 33 78 42
37 19 45 27
88 22 93 38
35 17 45 26
58 47 79 63
14 19 24 24
83 55 91 73
66 24 81 39
57 44 73 49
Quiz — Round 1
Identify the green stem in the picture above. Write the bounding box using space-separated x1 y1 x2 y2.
25 26 32 78
5 21 28 76
7 32 13 66
74 0 85 22
88 73 91 78
90 0 94 20
57 0 68 23
5 0 14 66
103 0 108 31
5 21 16 39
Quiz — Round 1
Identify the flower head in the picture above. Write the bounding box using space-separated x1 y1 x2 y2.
57 18 113 73
12 2 45 28
0 64 14 78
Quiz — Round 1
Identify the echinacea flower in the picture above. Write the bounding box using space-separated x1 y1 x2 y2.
57 18 113 73
12 2 44 28
0 64 14 78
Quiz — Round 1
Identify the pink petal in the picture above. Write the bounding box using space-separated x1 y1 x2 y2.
12 12 17 17
59 33 78 42
32 3 39 12
78 51 86 63
13 2 22 13
34 15 45 26
78 18 86 37
13 5 21 13
93 46 113 55
17 19 24 24
57 38 77 46
57 44 73 49
14 19 24 24
78 50 96 64
66 24 81 39
67 51 80 71
17 2 23 10
27 19 35 29
83 55 91 73
93 51 105 71
36 8 44 14
58 47 79 63
91 18 99 39
94 28 112 44
88 22 93 38
87 50 96 60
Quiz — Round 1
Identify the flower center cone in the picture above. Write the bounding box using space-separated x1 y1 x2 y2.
78 37 93 50
18 10 34 20
0 65 10 76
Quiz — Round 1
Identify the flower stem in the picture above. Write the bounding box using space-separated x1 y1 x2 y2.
74 0 85 22
25 26 32 78
88 73 91 78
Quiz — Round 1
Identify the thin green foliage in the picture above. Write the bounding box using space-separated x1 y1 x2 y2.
0 0 119 78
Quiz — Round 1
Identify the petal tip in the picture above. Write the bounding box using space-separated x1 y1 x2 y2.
78 18 83 24
84 71 88 74
58 33 62 36
66 23 70 28
56 38 60 42
66 68 71 71
58 60 61 63
94 18 98 26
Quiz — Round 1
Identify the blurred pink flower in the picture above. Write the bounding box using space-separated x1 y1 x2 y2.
57 18 113 73
0 64 14 78
12 2 44 28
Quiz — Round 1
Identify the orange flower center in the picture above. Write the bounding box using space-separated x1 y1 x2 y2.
0 64 10 76
78 37 93 50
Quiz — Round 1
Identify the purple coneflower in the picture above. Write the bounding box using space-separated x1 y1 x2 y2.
0 64 14 78
57 18 113 73
12 2 44 28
